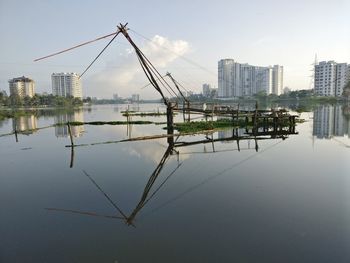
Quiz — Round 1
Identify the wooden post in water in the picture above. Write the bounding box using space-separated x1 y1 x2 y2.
253 101 258 135
182 101 186 122
67 122 75 168
187 101 190 122
167 103 174 145
14 121 18 143
67 122 74 147
211 104 214 122
70 146 74 168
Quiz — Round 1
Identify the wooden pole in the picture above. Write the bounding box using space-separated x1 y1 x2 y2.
70 146 74 168
253 101 258 135
14 121 18 143
167 103 174 145
67 122 74 147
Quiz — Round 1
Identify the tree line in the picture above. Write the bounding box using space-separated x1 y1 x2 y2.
0 93 90 107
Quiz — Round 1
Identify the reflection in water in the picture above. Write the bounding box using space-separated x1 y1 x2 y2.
12 115 38 135
54 110 85 138
218 128 246 140
313 105 350 139
53 124 298 226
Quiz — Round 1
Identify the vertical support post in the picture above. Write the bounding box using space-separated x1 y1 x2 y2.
67 121 74 168
182 101 185 122
14 121 18 143
211 104 214 122
67 122 74 147
187 101 190 122
70 146 74 168
253 101 258 135
167 103 174 145
273 117 278 137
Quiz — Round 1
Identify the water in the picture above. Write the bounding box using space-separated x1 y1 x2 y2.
0 103 349 263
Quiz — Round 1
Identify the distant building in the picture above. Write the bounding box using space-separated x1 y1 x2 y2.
314 61 350 96
131 94 140 102
202 84 212 97
271 65 284 95
218 59 235 97
218 59 283 98
202 84 218 98
113 93 119 100
51 73 82 98
283 86 291 94
8 76 35 98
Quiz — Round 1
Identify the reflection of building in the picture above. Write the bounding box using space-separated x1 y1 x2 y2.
218 127 246 141
12 115 38 134
52 73 82 98
54 111 84 138
218 59 283 98
9 76 35 98
313 105 349 138
314 61 350 97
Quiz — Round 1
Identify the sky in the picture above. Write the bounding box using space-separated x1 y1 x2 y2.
0 0 349 99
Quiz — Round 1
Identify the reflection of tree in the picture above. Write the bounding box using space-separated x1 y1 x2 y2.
342 81 350 99
342 104 350 117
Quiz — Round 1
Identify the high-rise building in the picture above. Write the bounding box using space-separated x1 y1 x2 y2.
314 61 349 96
131 94 140 102
218 59 283 98
8 76 35 98
218 59 235 97
51 73 82 98
202 84 212 97
271 65 284 95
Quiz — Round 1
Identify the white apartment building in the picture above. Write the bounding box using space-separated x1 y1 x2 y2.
272 65 283 95
8 76 35 98
314 61 350 96
218 59 235 97
218 59 283 98
52 73 82 99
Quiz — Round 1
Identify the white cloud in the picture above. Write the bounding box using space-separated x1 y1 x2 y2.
86 35 190 99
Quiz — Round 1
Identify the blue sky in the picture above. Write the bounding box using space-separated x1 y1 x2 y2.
0 0 349 99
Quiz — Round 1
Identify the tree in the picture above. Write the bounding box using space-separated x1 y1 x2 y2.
9 94 23 106
342 80 350 99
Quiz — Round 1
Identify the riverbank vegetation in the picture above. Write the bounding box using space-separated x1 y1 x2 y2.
0 93 84 107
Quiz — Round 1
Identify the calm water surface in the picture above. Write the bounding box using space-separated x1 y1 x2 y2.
0 103 349 263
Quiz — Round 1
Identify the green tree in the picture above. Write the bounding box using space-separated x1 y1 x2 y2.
9 94 23 106
342 80 350 99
